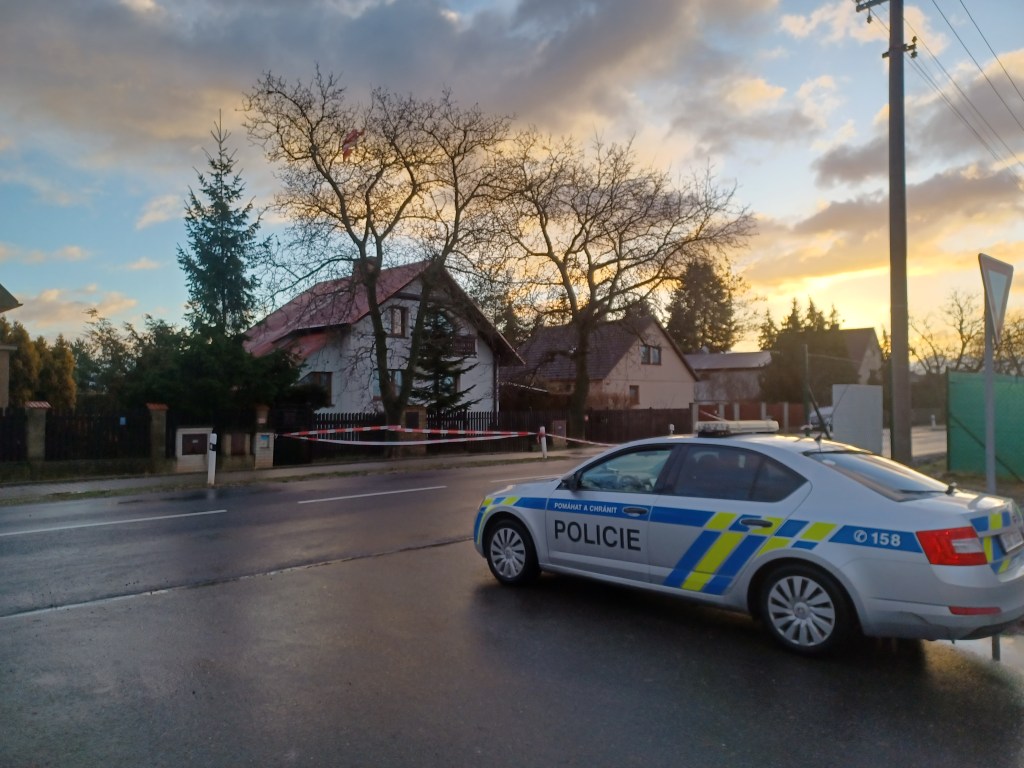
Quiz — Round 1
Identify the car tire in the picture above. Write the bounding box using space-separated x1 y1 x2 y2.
485 518 539 586
759 564 852 655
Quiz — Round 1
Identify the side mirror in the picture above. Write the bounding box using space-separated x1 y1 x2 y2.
560 473 579 491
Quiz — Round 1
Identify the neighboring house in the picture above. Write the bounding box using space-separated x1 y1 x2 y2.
684 350 772 403
507 316 696 409
244 261 520 414
685 327 881 405
840 327 884 385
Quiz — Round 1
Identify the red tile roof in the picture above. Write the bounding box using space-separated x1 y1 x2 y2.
244 260 521 364
244 261 429 358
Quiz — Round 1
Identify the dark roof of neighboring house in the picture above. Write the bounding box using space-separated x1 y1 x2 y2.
244 261 520 363
684 350 772 373
511 316 695 383
839 327 881 363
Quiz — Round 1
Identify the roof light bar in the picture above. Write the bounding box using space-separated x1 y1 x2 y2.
694 419 780 436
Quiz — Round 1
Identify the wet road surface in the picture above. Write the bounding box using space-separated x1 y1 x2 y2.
2 462 1024 767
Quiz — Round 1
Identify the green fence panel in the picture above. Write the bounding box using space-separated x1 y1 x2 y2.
947 370 1024 481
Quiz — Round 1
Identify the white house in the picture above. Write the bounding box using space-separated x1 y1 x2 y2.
244 261 520 414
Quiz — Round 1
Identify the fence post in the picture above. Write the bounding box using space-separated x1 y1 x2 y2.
25 401 50 462
0 344 15 411
147 403 168 472
539 425 547 459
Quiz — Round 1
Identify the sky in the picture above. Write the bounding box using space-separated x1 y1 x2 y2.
2 0 1023 351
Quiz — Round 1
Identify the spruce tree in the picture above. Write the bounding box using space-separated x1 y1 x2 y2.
177 116 267 336
665 256 740 353
411 309 479 413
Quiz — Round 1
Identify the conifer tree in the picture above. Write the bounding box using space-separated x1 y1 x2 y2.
410 309 478 413
177 116 268 336
665 256 740 353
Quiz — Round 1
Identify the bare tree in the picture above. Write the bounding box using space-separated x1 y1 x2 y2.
243 71 510 424
910 290 984 374
489 130 755 435
998 312 1024 376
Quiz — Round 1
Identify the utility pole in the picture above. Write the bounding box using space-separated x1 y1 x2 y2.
856 0 914 463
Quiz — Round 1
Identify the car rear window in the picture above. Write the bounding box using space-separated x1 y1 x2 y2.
805 450 948 500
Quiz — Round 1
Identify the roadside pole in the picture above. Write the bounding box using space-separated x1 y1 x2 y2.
207 432 218 486
979 253 1013 663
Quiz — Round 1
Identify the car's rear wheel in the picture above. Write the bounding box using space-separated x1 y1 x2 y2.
485 518 539 586
760 564 851 655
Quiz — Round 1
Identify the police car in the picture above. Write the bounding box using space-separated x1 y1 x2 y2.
473 420 1024 654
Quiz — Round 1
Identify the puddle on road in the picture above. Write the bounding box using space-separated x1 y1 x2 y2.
942 633 1024 671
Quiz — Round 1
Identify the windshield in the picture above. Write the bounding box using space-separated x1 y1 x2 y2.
805 450 948 501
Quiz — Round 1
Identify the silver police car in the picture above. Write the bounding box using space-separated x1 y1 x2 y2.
473 421 1024 654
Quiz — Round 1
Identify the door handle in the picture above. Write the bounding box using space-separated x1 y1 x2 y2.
623 507 648 517
739 517 772 528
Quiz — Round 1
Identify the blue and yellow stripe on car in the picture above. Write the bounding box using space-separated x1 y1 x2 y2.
662 514 837 595
474 495 547 547
970 510 1024 574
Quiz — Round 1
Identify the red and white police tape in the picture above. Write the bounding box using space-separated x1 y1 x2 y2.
279 425 615 448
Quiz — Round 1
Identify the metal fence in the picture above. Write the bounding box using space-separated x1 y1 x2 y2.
1 404 693 467
45 409 151 461
947 370 1024 481
0 409 27 461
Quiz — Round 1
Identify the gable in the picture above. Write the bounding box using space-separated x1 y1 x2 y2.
513 316 695 383
244 261 520 364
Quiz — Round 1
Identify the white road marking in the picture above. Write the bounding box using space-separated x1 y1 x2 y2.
0 509 228 538
298 485 447 505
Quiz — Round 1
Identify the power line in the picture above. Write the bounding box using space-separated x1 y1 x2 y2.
930 0 1024 140
956 0 1024 115
878 7 1024 181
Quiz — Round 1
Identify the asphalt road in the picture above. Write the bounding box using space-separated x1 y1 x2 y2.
3 459 1024 767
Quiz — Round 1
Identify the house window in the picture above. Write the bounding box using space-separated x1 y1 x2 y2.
452 334 477 357
640 344 662 365
372 369 405 399
628 385 640 405
387 306 408 337
300 371 332 391
299 371 333 405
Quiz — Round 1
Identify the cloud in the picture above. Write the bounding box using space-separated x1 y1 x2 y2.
810 47 1024 186
0 244 91 265
0 0 780 167
12 287 138 340
0 168 84 207
742 164 1024 325
780 4 870 44
812 135 889 186
136 194 181 229
725 78 786 114
126 257 161 271
911 49 1024 168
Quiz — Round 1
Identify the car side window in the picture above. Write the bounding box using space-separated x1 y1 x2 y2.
577 448 672 494
670 446 805 502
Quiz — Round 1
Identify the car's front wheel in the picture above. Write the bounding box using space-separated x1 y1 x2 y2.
485 518 539 586
759 564 852 655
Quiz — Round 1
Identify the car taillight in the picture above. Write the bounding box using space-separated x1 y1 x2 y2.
916 527 988 566
949 606 1000 615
